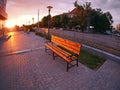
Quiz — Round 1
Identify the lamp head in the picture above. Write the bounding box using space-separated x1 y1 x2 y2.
47 6 53 11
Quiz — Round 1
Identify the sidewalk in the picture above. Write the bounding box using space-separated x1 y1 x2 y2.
0 31 120 90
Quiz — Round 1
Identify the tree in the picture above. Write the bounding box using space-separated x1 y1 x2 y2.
41 16 49 27
90 9 113 33
51 15 61 27
74 1 92 32
73 1 113 33
105 11 113 31
60 13 69 28
40 1 113 34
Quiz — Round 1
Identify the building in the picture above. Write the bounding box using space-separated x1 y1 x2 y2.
0 0 7 37
67 8 78 18
115 24 120 31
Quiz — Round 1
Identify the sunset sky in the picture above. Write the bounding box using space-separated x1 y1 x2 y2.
6 0 120 28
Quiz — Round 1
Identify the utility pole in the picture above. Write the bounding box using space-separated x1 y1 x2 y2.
38 9 39 31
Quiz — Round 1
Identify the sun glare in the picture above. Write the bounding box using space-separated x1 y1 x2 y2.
6 20 15 28
5 15 42 28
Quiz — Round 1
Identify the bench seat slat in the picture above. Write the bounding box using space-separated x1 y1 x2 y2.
45 43 77 62
45 43 71 57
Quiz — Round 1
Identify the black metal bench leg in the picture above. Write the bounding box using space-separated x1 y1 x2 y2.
76 59 79 66
53 52 55 60
66 62 69 72
45 46 47 52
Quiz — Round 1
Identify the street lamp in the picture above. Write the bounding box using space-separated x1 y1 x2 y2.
47 6 53 39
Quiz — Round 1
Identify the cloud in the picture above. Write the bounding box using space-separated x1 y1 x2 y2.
6 0 120 26
87 0 120 25
97 0 120 10
107 0 120 25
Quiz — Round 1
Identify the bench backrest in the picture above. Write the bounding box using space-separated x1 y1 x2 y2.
51 35 81 55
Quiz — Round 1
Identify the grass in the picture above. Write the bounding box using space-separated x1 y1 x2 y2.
57 46 106 70
78 49 106 70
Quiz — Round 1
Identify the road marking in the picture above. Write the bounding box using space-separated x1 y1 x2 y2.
0 46 44 57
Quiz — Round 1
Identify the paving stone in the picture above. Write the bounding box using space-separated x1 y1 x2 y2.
0 31 120 90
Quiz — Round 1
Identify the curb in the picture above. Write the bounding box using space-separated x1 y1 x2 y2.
82 44 120 63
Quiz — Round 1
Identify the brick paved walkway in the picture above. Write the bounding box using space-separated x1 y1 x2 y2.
0 31 120 90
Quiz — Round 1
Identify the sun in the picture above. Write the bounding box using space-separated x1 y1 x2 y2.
5 20 15 28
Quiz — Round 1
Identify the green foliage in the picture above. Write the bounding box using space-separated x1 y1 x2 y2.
90 9 113 33
73 1 92 32
51 14 69 28
35 31 51 40
41 15 52 28
73 1 113 33
38 1 113 34
51 15 61 27
41 16 48 27
60 14 69 28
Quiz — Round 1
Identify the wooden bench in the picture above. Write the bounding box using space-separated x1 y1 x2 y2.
45 35 81 72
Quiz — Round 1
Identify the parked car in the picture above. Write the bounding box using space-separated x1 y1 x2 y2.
104 30 111 35
114 33 120 37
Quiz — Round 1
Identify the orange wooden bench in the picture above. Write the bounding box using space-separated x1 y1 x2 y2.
45 35 81 72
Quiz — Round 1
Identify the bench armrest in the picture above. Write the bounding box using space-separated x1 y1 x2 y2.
66 55 72 59
66 54 76 58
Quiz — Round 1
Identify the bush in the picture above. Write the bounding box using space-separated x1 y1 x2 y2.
35 32 51 40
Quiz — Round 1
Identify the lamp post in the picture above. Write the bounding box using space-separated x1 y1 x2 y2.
47 6 53 39
32 17 34 24
38 9 39 31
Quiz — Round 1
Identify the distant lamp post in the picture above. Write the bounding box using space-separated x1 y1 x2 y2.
32 17 34 24
38 9 39 31
47 6 53 39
